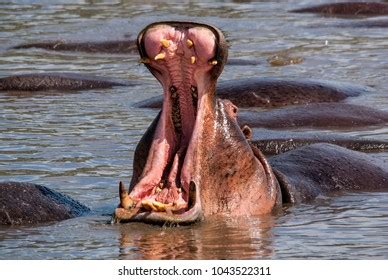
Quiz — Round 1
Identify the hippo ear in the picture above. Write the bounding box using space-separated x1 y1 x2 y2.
241 125 252 140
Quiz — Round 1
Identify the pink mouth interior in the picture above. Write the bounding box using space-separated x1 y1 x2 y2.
128 24 217 214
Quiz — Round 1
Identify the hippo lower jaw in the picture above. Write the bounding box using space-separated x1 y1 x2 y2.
113 22 227 224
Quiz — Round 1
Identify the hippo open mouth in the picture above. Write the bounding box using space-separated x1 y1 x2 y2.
113 22 228 224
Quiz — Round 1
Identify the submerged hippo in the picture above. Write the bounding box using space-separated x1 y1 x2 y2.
238 103 388 129
113 21 388 224
0 182 89 225
12 40 138 54
0 73 138 92
291 2 388 17
247 128 388 155
134 77 371 109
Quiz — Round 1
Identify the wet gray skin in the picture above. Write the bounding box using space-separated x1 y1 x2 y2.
237 103 388 129
12 40 138 54
290 2 388 17
246 128 388 156
134 77 371 109
0 73 138 92
0 182 89 225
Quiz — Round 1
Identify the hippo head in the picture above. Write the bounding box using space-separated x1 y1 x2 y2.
114 22 281 224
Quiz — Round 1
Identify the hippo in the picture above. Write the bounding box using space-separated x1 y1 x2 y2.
237 103 388 129
113 21 388 225
133 77 371 109
290 2 388 17
0 73 138 92
246 128 388 155
0 182 89 225
12 40 138 54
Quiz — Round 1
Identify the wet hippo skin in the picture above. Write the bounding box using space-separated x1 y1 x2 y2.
0 182 89 225
0 73 138 91
270 144 388 203
248 128 388 155
12 40 138 54
113 21 388 225
238 103 388 129
291 2 388 16
134 78 371 109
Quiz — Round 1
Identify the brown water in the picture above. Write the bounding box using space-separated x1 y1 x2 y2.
0 0 388 259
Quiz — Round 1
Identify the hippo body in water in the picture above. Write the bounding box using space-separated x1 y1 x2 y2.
12 40 138 54
238 103 388 129
134 77 371 109
248 128 388 155
0 73 138 92
113 21 388 225
0 182 89 225
291 2 388 17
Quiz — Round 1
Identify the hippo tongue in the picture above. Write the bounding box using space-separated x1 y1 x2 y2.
124 23 219 213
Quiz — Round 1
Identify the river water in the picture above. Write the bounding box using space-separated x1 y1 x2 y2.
0 0 387 259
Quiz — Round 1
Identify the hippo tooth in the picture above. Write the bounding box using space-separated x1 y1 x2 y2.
191 56 196 64
154 52 166 61
155 186 162 193
209 59 218 65
152 201 171 212
119 181 134 209
186 39 193 48
160 39 170 48
141 199 157 211
139 57 150 64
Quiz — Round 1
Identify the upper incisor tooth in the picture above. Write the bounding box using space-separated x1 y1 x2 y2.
154 52 166 61
186 39 193 48
191 56 196 64
160 39 170 48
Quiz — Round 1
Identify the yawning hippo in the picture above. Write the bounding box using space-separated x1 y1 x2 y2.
113 21 388 225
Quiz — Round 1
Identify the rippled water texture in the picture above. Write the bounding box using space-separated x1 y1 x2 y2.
0 0 387 259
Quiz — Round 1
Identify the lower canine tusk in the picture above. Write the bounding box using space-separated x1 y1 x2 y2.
119 181 134 209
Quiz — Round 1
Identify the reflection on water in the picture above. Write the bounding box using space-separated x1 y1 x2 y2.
0 0 387 259
117 215 275 259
